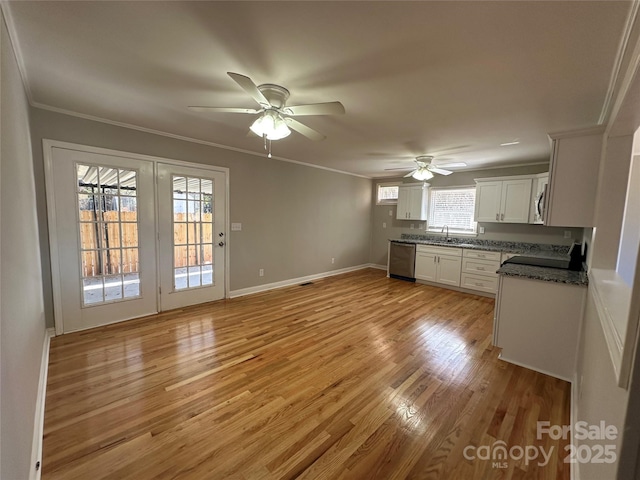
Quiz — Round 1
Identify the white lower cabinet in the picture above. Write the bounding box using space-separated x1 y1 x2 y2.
460 250 501 294
494 274 586 381
461 273 498 293
415 245 461 287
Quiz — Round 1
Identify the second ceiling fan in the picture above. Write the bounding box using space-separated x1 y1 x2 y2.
189 72 345 142
388 156 467 180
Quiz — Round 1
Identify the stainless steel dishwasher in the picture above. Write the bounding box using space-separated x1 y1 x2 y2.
388 241 416 281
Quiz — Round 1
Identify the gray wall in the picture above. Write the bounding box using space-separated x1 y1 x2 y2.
370 165 583 266
28 108 373 328
1 13 47 480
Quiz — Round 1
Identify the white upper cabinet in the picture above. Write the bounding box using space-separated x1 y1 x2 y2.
396 183 428 220
545 127 604 227
474 177 532 223
474 181 502 222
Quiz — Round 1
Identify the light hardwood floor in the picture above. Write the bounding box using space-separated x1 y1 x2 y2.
43 268 571 479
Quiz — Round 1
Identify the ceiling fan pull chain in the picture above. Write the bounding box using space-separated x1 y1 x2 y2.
268 139 272 158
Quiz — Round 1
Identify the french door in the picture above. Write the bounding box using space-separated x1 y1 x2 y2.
46 144 227 334
49 147 158 332
157 163 226 311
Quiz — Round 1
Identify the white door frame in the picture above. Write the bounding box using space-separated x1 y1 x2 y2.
43 139 231 335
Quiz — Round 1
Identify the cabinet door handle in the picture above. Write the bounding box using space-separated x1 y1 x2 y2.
496 213 499 221
433 256 436 263
475 282 484 287
500 213 504 221
477 267 485 271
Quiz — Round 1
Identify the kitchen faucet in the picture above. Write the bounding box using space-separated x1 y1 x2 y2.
441 225 450 242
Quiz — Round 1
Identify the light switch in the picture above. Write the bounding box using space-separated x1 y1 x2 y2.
231 223 242 231
382 222 387 228
389 210 393 216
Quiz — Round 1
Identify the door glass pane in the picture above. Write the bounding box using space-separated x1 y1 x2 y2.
77 164 141 306
172 175 215 291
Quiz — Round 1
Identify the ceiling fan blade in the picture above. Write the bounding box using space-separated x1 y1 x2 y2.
434 162 467 168
285 102 345 116
227 72 271 107
188 106 261 114
384 167 413 171
285 118 326 141
404 169 418 178
428 166 453 176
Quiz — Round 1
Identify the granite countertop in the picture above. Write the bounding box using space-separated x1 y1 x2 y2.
390 234 570 259
390 233 588 285
496 263 588 286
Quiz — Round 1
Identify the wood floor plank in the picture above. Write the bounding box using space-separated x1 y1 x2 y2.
42 268 571 479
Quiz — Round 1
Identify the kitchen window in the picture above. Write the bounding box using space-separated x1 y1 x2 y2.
427 186 477 234
376 183 399 204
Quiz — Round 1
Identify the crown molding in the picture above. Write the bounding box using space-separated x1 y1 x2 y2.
599 0 640 125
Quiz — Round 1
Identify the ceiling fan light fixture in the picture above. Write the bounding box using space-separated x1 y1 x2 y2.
250 110 291 140
412 169 434 181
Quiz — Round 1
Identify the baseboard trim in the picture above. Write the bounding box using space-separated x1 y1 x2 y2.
369 264 388 271
30 327 54 480
229 264 376 298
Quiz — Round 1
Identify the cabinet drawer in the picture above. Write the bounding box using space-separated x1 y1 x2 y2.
462 258 500 276
462 249 501 261
461 273 498 293
416 245 462 257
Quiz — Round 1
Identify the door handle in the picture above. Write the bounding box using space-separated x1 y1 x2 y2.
218 241 225 247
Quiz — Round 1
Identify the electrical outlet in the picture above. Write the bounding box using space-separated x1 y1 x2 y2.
331 257 335 264
231 223 242 231
259 268 264 277
564 230 572 239
382 222 387 229
479 226 485 234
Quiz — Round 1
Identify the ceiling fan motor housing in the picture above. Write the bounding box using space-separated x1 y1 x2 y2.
257 84 290 109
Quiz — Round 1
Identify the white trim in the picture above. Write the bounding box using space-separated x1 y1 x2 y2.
598 0 640 125
29 327 54 480
33 103 371 180
43 139 231 333
369 264 388 271
43 145 65 335
0 2 34 104
229 264 376 298
374 161 550 179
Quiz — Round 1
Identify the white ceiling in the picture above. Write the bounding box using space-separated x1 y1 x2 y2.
4 1 632 177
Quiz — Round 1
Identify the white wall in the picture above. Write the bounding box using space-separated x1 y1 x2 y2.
0 11 46 480
28 108 373 328
616 154 640 285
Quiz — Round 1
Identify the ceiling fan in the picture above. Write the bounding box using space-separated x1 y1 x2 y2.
189 72 345 143
386 156 467 180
